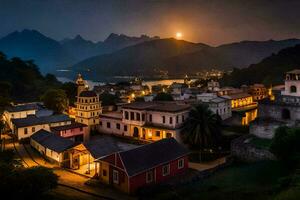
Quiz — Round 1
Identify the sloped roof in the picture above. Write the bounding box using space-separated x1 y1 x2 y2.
118 138 189 177
5 103 40 112
31 129 75 153
84 137 120 159
122 102 190 113
12 114 71 128
50 122 87 132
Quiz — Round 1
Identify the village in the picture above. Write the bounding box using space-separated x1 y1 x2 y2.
0 68 298 199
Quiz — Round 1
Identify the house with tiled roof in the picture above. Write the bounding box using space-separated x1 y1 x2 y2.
95 138 189 193
30 129 76 165
12 114 72 140
98 101 190 142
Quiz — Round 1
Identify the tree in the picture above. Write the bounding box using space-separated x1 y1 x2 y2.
182 104 222 150
41 89 69 113
270 126 300 164
60 82 77 106
100 92 118 106
153 92 174 101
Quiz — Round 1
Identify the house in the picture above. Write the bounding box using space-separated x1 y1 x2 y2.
3 103 40 129
50 122 89 142
12 114 72 140
247 84 268 101
95 138 189 193
30 129 75 165
66 136 137 174
227 92 256 110
197 93 232 120
98 101 190 142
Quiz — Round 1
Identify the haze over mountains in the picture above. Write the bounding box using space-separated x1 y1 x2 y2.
1 29 300 80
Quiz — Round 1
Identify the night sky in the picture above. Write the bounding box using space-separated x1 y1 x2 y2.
1 0 300 45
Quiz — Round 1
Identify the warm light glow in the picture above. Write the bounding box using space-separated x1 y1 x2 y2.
176 32 182 39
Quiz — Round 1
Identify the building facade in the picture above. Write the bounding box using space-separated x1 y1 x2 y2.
98 102 190 142
95 138 189 193
75 74 102 130
12 114 72 140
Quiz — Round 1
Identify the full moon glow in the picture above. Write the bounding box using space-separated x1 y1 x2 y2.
176 32 183 39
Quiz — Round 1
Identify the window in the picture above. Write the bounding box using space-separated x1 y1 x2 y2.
176 116 179 123
124 125 128 131
142 114 145 121
146 171 154 183
149 114 152 122
100 121 102 126
116 123 120 130
178 159 184 169
125 111 129 119
107 122 111 128
182 115 185 122
162 116 165 123
102 169 107 176
24 128 28 135
130 112 134 120
166 133 172 138
169 117 173 124
162 164 170 176
290 85 297 93
113 170 119 184
32 127 35 133
137 113 141 121
156 131 160 137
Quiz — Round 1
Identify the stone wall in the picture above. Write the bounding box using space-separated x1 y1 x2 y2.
249 118 287 139
231 135 276 162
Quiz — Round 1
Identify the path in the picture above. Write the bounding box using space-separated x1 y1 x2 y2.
189 157 227 171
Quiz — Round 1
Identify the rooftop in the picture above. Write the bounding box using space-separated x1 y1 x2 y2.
116 138 189 177
122 101 191 113
227 92 251 99
84 137 120 159
50 122 87 132
286 69 300 74
31 129 75 153
5 103 40 112
100 112 123 120
12 114 72 128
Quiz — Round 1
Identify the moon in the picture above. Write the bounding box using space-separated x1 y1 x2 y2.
176 32 183 39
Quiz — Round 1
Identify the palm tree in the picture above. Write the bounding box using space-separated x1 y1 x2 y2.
183 104 222 150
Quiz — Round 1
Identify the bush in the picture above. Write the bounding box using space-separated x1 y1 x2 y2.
270 126 300 164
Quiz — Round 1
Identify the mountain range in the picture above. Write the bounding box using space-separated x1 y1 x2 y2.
1 29 300 80
0 29 159 73
221 44 300 86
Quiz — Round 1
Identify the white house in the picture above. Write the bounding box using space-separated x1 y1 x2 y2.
98 101 190 142
30 129 75 165
12 114 72 140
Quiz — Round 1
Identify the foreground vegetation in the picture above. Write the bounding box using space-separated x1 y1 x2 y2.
140 161 298 200
0 150 58 199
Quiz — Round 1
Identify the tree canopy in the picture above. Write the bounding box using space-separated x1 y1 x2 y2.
41 89 69 113
182 104 222 150
153 92 174 101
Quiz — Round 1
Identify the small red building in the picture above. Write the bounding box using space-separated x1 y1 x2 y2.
95 138 189 193
51 122 88 142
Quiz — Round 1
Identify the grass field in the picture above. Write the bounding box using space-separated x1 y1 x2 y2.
141 161 294 200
